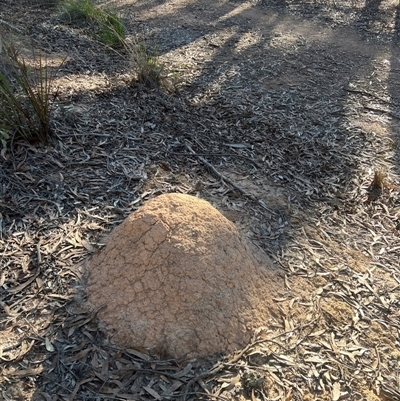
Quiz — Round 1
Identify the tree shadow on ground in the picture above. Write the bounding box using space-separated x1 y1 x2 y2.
1 0 400 400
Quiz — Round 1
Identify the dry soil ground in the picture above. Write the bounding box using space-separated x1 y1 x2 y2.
0 0 400 400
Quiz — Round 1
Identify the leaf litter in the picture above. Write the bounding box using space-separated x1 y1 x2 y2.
1 0 400 400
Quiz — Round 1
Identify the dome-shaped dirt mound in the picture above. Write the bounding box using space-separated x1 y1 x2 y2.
88 193 282 358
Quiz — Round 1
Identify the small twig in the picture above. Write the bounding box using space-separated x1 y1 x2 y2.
184 142 273 213
344 87 390 104
171 152 262 169
31 197 63 214
374 345 381 376
180 318 321 400
2 341 24 353
381 383 400 399
57 132 114 138
364 105 400 120
7 267 41 295
181 340 265 400
0 18 23 33
36 241 42 265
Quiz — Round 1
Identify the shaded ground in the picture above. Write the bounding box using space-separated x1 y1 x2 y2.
0 0 400 400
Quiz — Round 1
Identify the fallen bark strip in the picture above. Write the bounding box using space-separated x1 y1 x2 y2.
184 141 274 213
171 151 262 168
0 18 23 33
364 104 400 120
344 87 390 104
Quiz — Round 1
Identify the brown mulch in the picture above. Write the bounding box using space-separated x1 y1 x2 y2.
1 0 400 400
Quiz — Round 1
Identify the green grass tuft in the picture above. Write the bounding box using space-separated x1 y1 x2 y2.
99 12 126 46
61 0 99 21
128 41 164 88
60 0 126 46
0 45 62 145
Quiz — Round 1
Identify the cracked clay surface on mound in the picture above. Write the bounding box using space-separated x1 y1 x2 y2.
88 193 282 358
